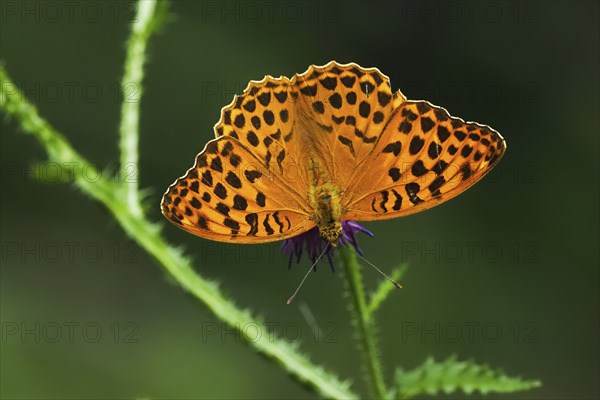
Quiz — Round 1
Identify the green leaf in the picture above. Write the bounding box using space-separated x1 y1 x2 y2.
395 355 541 399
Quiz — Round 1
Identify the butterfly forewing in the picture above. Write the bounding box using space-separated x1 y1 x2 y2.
214 75 313 195
161 136 314 243
344 100 506 220
292 62 403 188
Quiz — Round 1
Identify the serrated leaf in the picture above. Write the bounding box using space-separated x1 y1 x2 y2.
395 355 541 399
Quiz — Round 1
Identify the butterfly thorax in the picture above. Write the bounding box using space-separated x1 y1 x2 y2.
309 182 343 246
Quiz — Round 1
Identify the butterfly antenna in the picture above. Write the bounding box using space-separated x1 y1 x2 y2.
287 244 330 305
355 251 403 289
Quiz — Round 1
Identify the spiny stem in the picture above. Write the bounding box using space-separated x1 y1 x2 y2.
118 0 159 217
339 247 388 399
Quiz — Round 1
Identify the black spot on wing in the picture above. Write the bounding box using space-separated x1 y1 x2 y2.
338 135 356 156
190 197 201 209
319 76 337 90
329 93 342 109
405 182 424 204
272 212 284 233
210 157 223 173
432 160 449 175
361 81 375 96
428 142 442 159
225 171 242 189
243 99 256 112
263 110 275 125
244 169 262 183
437 125 450 142
197 216 208 229
409 136 425 155
224 218 240 231
251 116 261 129
402 108 418 121
234 114 245 129
346 92 357 105
201 170 213 187
233 194 248 211
230 153 241 167
429 176 446 194
461 145 473 158
300 84 317 96
359 101 370 118
420 116 435 133
263 214 274 235
214 182 227 199
411 160 428 177
380 191 388 212
383 141 402 156
221 142 233 156
275 91 287 103
378 91 391 107
434 108 449 121
256 192 266 207
391 189 402 211
389 167 401 182
246 131 259 146
399 121 412 134
341 76 356 88
216 202 230 216
277 150 286 172
373 111 384 124
416 102 431 114
257 92 271 106
246 213 259 235
460 162 472 180
280 109 289 123
312 101 325 114
454 130 467 141
332 115 345 124
370 71 384 85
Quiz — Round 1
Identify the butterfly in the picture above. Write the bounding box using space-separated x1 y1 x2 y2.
161 61 506 252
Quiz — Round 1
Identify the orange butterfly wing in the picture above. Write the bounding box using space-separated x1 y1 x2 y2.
343 100 506 220
161 136 314 243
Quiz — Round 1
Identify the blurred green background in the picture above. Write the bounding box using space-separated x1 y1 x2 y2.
1 1 598 399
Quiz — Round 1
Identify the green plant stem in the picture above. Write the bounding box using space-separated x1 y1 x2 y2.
118 0 159 218
0 65 358 400
339 247 388 399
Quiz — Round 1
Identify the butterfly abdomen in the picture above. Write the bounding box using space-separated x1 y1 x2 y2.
309 182 343 245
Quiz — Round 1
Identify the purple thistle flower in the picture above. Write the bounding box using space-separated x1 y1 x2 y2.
281 220 374 272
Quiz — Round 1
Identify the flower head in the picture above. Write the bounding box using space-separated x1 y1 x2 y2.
281 220 374 271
